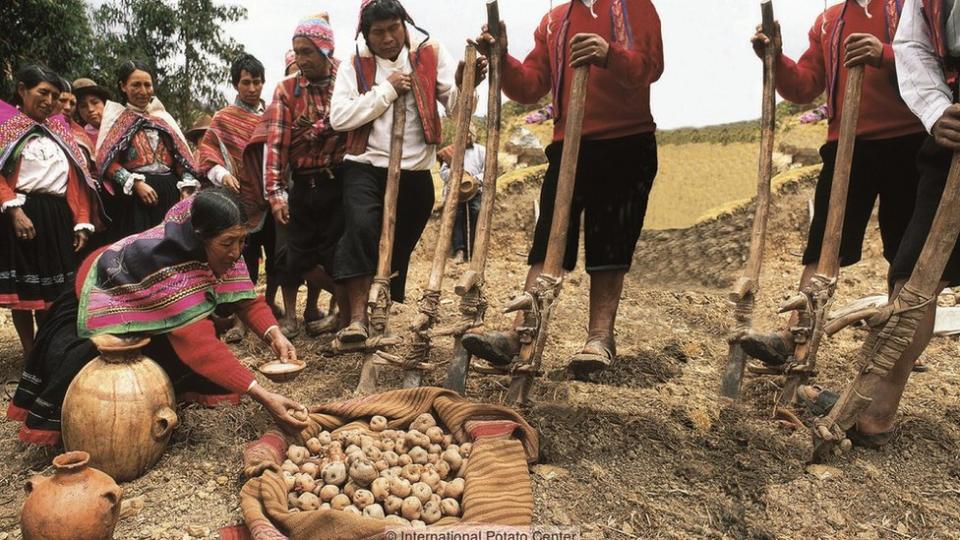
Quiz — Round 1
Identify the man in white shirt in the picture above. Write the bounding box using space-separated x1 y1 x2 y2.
438 130 485 263
812 0 960 451
329 0 483 343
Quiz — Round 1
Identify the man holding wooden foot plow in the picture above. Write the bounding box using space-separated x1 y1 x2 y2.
736 1 926 399
811 0 960 458
463 0 663 396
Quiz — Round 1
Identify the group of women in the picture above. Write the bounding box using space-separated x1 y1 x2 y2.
2 63 311 445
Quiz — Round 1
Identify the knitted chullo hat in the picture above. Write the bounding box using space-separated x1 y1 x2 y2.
293 12 335 57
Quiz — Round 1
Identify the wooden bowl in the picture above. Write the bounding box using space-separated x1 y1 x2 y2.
259 359 306 383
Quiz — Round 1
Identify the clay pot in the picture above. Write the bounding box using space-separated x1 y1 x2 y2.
62 336 178 482
21 451 123 540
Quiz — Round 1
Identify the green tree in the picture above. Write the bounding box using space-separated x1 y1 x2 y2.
0 0 96 101
92 0 247 125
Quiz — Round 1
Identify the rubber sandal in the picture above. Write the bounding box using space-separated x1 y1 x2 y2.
461 332 520 366
337 321 369 344
568 340 616 380
912 357 929 373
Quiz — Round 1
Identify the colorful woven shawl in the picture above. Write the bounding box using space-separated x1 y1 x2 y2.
0 101 98 193
198 104 261 177
238 110 272 232
77 196 256 337
95 99 198 180
824 0 904 120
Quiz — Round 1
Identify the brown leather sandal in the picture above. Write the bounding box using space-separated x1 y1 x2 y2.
336 321 369 344
568 340 616 379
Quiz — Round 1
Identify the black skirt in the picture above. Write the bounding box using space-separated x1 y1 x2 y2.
104 171 181 242
0 193 78 310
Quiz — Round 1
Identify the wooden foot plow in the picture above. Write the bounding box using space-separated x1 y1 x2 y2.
444 0 504 394
497 65 591 407
719 0 778 398
403 45 480 388
352 102 409 395
750 64 865 407
812 147 960 460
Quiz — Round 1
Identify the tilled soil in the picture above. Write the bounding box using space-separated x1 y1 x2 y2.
1 164 959 539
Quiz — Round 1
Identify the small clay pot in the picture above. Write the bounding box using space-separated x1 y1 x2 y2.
21 451 123 540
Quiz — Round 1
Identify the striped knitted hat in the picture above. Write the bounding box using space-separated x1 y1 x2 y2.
293 12 335 57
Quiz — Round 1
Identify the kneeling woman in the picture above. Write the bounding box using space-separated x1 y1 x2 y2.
7 188 309 445
96 60 200 242
0 65 98 362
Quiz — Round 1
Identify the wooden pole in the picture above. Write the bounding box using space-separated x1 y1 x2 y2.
446 0 504 394
813 150 960 460
356 100 407 396
719 0 777 399
403 45 478 388
778 64 864 405
505 65 590 406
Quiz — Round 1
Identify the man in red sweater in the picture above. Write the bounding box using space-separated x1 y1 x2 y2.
741 1 927 366
463 0 663 377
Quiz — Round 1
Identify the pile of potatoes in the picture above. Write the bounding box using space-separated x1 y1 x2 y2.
281 413 471 527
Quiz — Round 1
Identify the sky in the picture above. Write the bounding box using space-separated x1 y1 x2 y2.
169 1 834 129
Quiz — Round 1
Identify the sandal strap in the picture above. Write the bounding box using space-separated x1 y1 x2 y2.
581 340 614 359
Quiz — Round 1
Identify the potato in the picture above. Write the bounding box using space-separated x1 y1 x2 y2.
352 489 375 510
371 477 391 502
420 469 440 490
389 477 412 498
330 493 351 511
410 413 437 433
349 458 379 486
441 498 460 517
425 426 444 445
408 447 429 465
305 437 324 455
281 459 300 475
300 462 319 478
297 492 321 511
401 464 422 483
321 462 347 486
445 478 465 499
317 431 333 446
287 445 309 465
343 505 362 516
363 503 386 519
411 482 432 504
401 496 422 520
319 484 339 502
421 500 442 525
384 495 403 515
370 415 388 432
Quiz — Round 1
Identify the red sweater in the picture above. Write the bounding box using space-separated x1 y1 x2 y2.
77 247 274 394
502 0 663 142
777 1 923 141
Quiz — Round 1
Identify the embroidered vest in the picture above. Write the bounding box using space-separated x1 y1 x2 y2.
345 42 442 156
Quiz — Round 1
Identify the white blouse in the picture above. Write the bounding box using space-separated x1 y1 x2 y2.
2 135 94 232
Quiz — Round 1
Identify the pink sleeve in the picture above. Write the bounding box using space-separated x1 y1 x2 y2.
167 319 257 394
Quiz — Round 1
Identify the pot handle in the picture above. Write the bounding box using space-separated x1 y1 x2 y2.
102 485 123 510
152 406 178 440
24 476 43 494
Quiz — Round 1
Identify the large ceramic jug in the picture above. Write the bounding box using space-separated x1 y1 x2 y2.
62 335 178 482
21 451 123 540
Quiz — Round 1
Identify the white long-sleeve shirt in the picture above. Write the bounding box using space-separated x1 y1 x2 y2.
440 144 486 190
895 0 960 133
330 44 460 171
